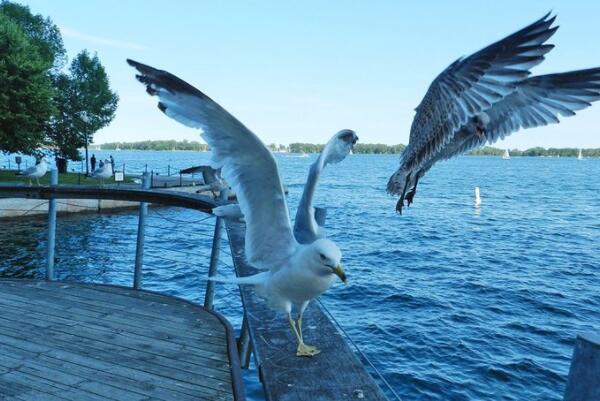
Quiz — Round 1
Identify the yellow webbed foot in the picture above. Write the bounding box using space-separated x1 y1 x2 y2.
296 343 321 357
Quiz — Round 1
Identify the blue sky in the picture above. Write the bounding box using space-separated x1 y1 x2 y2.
19 1 600 148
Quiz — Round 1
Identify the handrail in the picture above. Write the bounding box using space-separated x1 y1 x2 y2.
0 182 220 212
0 174 246 399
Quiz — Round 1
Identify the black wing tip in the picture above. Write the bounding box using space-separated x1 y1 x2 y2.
536 11 556 27
126 58 148 71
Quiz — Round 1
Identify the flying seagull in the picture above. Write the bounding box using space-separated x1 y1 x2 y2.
128 59 349 357
388 13 600 213
18 157 48 185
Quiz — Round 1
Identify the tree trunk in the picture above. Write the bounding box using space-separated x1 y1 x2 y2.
55 157 68 173
85 136 89 176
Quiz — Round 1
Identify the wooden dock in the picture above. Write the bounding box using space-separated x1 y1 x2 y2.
0 279 245 401
225 220 389 401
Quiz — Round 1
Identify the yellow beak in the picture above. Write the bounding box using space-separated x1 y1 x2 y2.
333 265 347 284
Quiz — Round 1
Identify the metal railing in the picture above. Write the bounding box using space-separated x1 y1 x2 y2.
0 170 254 363
0 170 223 299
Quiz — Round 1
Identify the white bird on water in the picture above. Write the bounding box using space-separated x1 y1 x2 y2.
18 157 48 185
387 13 600 213
128 59 352 357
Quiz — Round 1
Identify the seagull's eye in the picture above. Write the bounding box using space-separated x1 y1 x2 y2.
319 253 326 261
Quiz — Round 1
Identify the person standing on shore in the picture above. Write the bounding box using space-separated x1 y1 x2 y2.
90 154 96 173
109 155 115 174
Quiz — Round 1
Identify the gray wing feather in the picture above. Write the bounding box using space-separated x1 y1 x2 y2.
128 59 297 271
434 67 600 163
294 130 357 244
389 13 557 194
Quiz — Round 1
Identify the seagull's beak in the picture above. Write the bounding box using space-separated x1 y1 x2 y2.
332 265 347 284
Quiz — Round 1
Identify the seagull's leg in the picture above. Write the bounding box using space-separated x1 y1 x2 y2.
396 175 411 214
289 312 319 357
405 173 421 207
295 301 320 355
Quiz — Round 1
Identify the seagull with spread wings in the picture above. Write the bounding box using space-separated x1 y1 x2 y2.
387 13 600 213
128 59 351 357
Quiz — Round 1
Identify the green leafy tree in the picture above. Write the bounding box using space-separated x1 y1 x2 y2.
68 50 118 174
45 74 84 166
0 14 55 154
0 1 65 71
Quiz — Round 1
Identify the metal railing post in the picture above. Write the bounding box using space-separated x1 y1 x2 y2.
203 189 228 310
133 172 150 289
46 169 58 280
238 314 252 369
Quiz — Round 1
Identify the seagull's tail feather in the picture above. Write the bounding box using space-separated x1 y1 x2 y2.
386 167 405 195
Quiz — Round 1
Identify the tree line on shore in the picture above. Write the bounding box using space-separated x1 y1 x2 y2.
95 140 599 157
98 140 209 152
470 146 600 157
0 1 118 173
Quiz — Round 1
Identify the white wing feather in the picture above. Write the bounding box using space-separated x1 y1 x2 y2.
127 59 296 271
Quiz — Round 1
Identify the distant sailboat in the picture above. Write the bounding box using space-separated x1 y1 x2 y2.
577 149 584 160
502 149 510 159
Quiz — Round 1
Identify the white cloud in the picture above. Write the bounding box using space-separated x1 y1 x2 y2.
61 27 146 51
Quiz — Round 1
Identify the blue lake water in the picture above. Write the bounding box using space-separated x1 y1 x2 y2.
1 151 599 401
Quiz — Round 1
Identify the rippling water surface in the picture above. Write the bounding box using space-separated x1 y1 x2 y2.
1 151 599 401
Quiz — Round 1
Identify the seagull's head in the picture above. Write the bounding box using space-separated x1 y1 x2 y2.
321 129 358 165
306 238 346 284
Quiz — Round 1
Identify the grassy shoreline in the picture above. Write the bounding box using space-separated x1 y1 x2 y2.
0 170 134 185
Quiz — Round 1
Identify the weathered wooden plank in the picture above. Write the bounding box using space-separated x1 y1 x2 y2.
0 327 231 400
45 348 230 401
0 281 242 401
0 286 226 347
14 390 72 401
0 312 232 396
0 305 230 375
0 315 232 381
0 296 227 355
0 281 225 334
25 353 219 401
225 220 389 401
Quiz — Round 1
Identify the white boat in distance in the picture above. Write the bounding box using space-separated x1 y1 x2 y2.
502 149 510 159
577 149 584 160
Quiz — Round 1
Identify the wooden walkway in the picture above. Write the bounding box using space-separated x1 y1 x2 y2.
0 280 245 401
225 220 389 401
